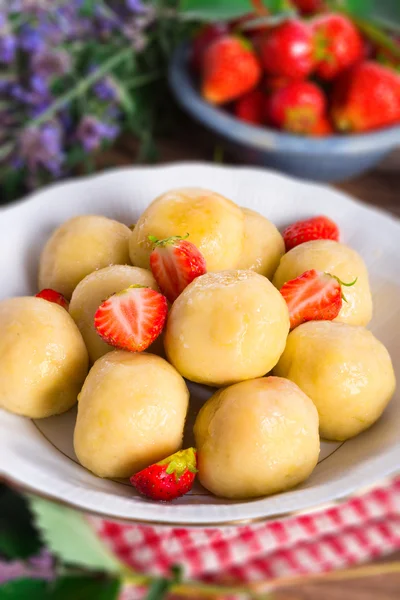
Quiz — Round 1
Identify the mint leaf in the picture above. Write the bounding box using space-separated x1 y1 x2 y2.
28 496 121 574
0 578 49 599
0 486 41 559
48 575 121 600
145 565 183 600
180 0 293 21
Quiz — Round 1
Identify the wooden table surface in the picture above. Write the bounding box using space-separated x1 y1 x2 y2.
104 122 400 600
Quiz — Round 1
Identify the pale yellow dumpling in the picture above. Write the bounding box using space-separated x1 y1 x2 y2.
39 215 131 299
236 208 285 279
194 376 319 499
272 239 372 326
129 188 244 271
274 321 395 441
74 351 189 478
69 265 160 363
0 297 88 418
164 270 290 387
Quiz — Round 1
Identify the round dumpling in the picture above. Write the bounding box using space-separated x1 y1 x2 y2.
274 321 395 441
194 376 319 499
129 188 244 272
74 351 189 478
0 297 88 418
39 215 131 299
272 239 372 326
236 208 284 279
164 270 289 387
69 265 160 363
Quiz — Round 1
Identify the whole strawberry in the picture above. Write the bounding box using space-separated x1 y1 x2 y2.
265 81 326 134
202 35 261 104
36 288 69 310
191 23 228 72
258 20 315 79
332 61 400 132
149 234 207 304
234 89 264 124
130 448 197 501
311 13 363 80
283 215 339 251
280 269 356 329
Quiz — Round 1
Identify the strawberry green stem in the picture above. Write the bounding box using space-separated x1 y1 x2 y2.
148 233 189 247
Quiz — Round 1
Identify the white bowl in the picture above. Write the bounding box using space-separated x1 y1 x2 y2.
0 163 399 526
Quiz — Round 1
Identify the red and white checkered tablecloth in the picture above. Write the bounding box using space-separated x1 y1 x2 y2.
90 475 400 596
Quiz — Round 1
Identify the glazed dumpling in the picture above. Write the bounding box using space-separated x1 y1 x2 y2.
0 297 88 418
74 351 189 478
194 376 319 499
272 239 372 326
274 321 395 441
236 208 285 279
69 265 160 363
129 188 245 272
39 215 131 299
164 270 289 387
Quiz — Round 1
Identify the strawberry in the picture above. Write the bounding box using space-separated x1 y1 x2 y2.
280 269 356 329
234 89 264 124
309 115 334 136
149 235 207 304
265 75 291 93
190 23 228 73
36 288 69 310
332 61 400 133
94 285 167 353
265 81 326 134
202 35 261 104
258 20 315 79
283 215 339 251
130 448 197 501
311 13 363 80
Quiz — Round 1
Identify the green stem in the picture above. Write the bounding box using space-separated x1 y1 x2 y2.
354 18 400 59
127 71 163 89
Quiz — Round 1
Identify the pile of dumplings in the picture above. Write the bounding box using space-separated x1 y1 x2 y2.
0 188 395 500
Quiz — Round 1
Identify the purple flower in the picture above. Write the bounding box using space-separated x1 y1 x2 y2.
126 0 145 12
0 34 16 64
93 76 119 101
30 74 48 95
19 121 64 175
31 48 72 80
18 24 45 52
0 550 54 585
76 115 119 152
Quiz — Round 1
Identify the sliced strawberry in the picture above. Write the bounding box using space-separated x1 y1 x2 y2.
283 215 339 252
280 269 357 329
94 285 167 353
36 288 69 310
149 235 207 304
130 448 197 501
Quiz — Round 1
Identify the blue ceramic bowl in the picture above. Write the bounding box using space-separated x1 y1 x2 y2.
169 43 400 182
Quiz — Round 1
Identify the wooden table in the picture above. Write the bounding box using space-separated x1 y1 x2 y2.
103 123 400 600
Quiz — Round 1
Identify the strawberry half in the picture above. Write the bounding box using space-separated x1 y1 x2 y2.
130 448 197 502
36 288 69 310
94 285 167 353
282 215 339 252
280 269 357 330
149 235 207 304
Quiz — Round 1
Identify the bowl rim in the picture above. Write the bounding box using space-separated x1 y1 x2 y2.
169 42 400 156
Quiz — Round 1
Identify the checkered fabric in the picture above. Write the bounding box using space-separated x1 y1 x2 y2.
90 476 400 596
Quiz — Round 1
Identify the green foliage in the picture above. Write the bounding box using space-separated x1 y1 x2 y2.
0 577 120 600
0 486 41 560
180 0 292 21
145 565 183 600
0 579 49 600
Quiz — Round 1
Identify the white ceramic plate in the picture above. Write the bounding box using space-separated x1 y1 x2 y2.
0 163 399 526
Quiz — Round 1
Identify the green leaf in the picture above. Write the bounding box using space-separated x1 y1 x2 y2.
331 0 400 30
48 575 121 600
145 565 183 600
0 486 41 559
180 0 255 21
0 579 48 600
28 496 122 574
79 0 97 17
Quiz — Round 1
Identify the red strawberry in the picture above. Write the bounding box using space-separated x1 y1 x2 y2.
311 13 363 80
283 215 339 251
190 23 228 73
332 61 400 133
258 20 315 79
265 75 292 93
36 288 69 310
130 448 197 501
94 285 167 353
265 81 326 134
234 89 264 124
292 0 325 14
280 269 356 329
309 115 334 136
149 235 207 304
202 35 261 104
